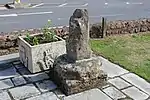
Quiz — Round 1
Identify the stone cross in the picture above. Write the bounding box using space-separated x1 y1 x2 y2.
52 9 107 95
66 9 92 61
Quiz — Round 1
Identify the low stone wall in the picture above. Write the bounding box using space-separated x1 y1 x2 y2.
1 18 150 56
90 18 150 38
0 27 69 49
1 18 150 47
0 27 68 56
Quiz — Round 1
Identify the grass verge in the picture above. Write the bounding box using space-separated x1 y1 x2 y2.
90 33 150 82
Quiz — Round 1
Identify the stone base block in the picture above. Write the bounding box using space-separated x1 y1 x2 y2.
50 55 107 95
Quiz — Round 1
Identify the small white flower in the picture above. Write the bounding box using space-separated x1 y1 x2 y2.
105 2 108 5
126 2 130 5
48 19 51 22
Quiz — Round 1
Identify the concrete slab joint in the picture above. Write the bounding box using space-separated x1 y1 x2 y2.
50 9 107 95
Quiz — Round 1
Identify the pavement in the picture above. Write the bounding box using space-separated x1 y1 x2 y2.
0 54 149 100
0 0 150 33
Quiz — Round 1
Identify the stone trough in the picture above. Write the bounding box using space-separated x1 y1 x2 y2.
18 34 66 73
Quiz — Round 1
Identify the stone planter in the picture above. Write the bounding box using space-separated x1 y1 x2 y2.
18 34 66 73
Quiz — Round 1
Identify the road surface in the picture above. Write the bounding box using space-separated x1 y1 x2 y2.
0 0 150 33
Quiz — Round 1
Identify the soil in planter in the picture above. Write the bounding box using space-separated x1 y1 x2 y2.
24 34 61 46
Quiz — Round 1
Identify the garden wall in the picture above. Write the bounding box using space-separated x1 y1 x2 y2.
1 18 150 55
90 18 150 38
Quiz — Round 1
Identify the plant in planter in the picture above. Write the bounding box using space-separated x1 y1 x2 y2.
14 0 21 4
18 20 66 73
24 20 59 46
42 20 58 42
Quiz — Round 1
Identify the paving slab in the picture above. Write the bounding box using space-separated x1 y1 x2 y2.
0 91 11 100
102 83 110 89
121 73 150 95
14 63 24 69
117 97 133 100
0 79 14 90
65 95 75 100
26 72 50 82
99 57 129 78
0 64 18 80
36 80 57 92
18 67 49 82
1 56 150 100
103 86 126 100
26 92 58 100
108 77 131 90
17 67 31 75
9 84 40 100
122 86 149 100
12 76 27 86
54 89 66 99
64 88 112 100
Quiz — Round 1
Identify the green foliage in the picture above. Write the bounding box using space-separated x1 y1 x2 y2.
42 20 58 42
59 96 64 100
25 32 31 42
33 37 39 45
15 0 21 4
131 34 137 38
25 20 58 46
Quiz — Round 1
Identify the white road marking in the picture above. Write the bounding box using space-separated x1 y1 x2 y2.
18 11 53 16
32 3 44 8
0 21 19 24
35 5 87 8
82 3 88 6
58 3 68 7
33 3 60 5
57 18 67 20
58 18 63 20
126 2 143 5
0 14 18 17
0 11 53 18
28 2 88 9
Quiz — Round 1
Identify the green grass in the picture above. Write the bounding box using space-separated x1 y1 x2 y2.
90 33 150 82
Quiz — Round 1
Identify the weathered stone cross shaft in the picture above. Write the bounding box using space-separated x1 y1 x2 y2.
66 9 92 61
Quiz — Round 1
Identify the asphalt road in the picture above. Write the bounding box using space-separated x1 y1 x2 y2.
0 0 150 33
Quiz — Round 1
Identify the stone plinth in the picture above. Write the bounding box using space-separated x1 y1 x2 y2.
50 55 107 95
